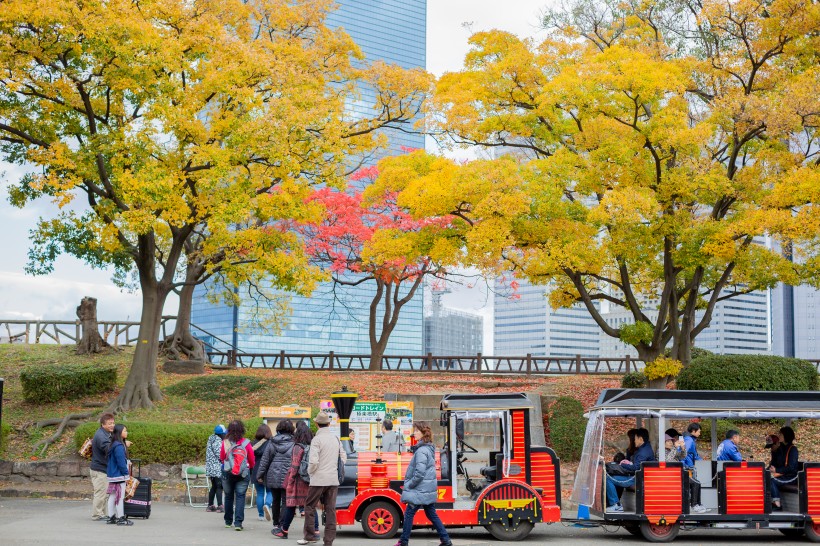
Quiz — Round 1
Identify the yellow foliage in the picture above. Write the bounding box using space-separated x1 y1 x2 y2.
644 358 684 381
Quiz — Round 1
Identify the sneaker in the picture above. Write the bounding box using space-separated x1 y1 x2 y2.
692 504 708 513
299 509 305 518
273 529 288 538
225 522 233 528
216 505 224 513
235 525 243 531
296 537 320 545
116 517 133 526
393 541 408 546
106 516 118 524
258 515 266 521
607 503 624 513
264 504 273 521
439 542 453 546
206 505 217 512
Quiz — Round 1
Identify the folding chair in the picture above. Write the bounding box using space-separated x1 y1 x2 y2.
183 465 209 507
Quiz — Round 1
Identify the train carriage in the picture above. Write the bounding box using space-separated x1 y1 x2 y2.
575 389 820 542
333 392 562 540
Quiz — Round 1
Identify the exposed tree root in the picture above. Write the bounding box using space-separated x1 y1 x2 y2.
32 411 96 456
107 382 163 413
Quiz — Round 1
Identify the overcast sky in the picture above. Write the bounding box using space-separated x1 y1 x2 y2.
0 0 550 352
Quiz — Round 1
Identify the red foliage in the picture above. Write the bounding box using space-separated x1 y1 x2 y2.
294 169 453 283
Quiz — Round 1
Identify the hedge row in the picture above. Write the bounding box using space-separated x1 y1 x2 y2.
20 363 117 403
548 397 586 462
676 355 818 391
74 418 264 464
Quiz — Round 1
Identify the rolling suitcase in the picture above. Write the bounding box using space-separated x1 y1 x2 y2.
124 459 152 519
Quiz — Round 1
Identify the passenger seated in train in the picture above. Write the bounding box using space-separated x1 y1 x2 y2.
605 428 655 513
663 433 708 513
716 430 743 461
769 426 799 511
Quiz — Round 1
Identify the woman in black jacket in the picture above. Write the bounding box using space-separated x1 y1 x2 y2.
769 426 799 511
251 424 272 521
256 419 295 532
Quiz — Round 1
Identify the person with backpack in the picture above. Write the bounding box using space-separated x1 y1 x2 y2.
393 421 452 546
205 424 226 513
298 411 346 546
219 420 255 531
105 424 133 526
251 424 273 521
274 421 318 539
257 419 295 533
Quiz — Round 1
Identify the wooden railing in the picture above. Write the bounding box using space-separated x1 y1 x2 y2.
206 350 649 375
0 317 177 347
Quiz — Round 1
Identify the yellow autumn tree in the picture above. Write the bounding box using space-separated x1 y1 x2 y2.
369 0 820 379
0 0 430 410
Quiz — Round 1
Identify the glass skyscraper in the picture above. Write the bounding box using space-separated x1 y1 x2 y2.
192 1 427 355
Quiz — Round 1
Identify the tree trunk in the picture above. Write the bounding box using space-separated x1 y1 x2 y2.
160 280 207 362
75 296 109 355
109 281 167 412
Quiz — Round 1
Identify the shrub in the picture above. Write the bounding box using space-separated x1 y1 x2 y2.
20 363 117 403
165 375 265 401
621 372 648 389
664 347 714 361
74 417 264 464
548 397 586 462
677 355 818 391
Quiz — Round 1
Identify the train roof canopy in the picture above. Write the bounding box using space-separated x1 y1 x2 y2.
440 393 533 411
592 389 820 418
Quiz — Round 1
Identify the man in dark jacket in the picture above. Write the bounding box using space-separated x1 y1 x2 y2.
605 428 655 512
90 412 115 520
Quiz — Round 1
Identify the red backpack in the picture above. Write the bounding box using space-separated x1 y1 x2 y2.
223 439 251 478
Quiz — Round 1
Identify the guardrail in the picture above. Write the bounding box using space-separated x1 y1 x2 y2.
206 350 648 374
0 317 177 347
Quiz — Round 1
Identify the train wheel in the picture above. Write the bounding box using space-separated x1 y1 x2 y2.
779 528 804 539
623 523 642 536
806 522 820 543
361 501 400 539
484 521 534 541
639 522 679 543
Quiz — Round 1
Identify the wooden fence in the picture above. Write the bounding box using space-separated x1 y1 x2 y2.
0 317 177 347
207 350 646 375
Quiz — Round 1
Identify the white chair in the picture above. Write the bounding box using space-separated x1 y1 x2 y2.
183 465 210 507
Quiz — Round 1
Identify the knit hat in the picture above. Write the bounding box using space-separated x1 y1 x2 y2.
214 424 227 435
314 412 331 425
764 434 780 449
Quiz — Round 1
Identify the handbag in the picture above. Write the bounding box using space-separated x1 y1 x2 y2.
124 476 140 500
79 438 93 459
606 461 633 476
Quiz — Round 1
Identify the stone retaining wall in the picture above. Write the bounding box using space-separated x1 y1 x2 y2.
0 459 181 483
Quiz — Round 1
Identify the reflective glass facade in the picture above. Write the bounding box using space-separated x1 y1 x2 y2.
192 1 426 354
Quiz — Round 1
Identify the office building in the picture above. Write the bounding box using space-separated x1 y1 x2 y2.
493 278 600 357
192 0 427 355
772 283 819 359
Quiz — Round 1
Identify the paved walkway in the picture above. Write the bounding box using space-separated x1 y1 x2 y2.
0 498 808 545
